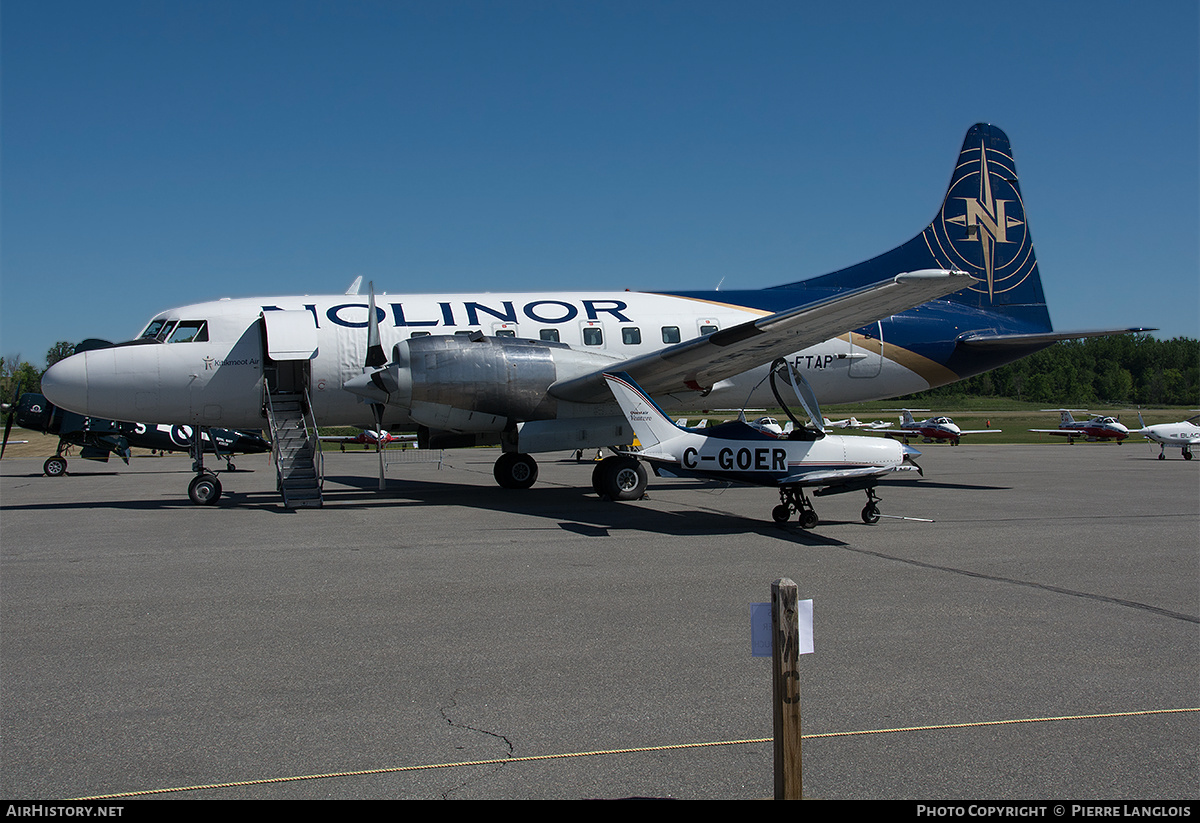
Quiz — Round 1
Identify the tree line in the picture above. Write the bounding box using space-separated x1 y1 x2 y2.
0 342 75 398
901 334 1199 407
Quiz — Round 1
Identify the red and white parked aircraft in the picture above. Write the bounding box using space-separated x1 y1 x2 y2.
1029 410 1129 444
319 428 416 449
886 409 1000 446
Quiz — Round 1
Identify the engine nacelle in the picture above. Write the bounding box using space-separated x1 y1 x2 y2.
375 335 619 433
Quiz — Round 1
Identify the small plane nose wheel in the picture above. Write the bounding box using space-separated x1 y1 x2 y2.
861 488 881 524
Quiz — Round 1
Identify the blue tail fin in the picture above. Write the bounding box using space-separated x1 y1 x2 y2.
770 123 1052 332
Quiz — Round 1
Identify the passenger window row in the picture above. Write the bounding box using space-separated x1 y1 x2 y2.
408 324 714 346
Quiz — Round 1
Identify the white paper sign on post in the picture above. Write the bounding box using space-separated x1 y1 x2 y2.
751 600 813 657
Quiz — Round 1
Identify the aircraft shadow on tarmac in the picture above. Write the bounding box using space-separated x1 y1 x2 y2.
1 461 1009 544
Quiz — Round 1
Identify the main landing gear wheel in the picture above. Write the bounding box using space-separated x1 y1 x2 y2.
592 455 648 501
1185 451 1194 461
775 486 818 529
188 473 222 505
494 452 538 489
43 456 67 477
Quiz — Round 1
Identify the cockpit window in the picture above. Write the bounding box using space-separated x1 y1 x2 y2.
167 321 208 343
140 319 170 340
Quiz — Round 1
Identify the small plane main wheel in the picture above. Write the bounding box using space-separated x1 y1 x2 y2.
188 474 222 505
861 504 881 524
772 504 791 524
43 456 67 477
493 452 538 489
594 455 647 501
798 510 819 530
1185 451 1193 461
1158 453 1166 460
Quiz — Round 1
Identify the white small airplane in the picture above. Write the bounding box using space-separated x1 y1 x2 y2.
601 366 922 528
885 409 1001 445
823 415 893 430
1130 412 1199 460
1029 410 1129 444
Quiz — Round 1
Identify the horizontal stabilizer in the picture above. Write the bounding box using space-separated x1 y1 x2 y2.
957 328 1155 348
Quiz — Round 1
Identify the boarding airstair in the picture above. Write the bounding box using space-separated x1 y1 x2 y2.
265 389 323 508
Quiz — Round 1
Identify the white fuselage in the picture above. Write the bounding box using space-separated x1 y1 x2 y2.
42 290 934 434
641 428 908 485
1140 421 1200 447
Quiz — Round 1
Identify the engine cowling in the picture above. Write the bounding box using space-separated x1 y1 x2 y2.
351 334 620 433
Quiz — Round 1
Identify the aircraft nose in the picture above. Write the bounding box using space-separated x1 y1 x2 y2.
41 353 89 414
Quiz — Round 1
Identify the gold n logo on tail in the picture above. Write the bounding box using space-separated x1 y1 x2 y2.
946 143 1025 300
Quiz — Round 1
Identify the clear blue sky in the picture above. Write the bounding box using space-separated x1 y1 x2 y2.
3 1 1197 368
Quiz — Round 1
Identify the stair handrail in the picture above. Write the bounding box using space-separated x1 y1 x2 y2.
263 389 291 507
300 385 324 494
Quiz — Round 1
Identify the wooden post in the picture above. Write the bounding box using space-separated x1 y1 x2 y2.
772 577 802 799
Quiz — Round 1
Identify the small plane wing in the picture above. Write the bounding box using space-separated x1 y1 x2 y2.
780 464 918 486
550 269 975 403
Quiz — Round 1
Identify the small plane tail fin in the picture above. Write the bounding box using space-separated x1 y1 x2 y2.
1046 409 1080 426
604 372 684 449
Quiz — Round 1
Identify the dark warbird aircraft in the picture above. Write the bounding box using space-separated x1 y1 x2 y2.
1 389 270 485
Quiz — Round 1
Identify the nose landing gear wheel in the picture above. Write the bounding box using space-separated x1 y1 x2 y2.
188 473 222 505
861 488 882 524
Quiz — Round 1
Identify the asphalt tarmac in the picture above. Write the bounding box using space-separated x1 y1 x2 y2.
1 444 1197 800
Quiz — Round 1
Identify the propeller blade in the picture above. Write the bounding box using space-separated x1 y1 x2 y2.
365 281 387 370
362 283 389 490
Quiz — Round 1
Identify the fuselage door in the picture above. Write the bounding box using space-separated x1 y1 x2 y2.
848 321 883 378
261 310 319 361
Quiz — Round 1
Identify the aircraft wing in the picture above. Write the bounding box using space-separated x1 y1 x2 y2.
1029 429 1075 436
780 464 919 486
549 269 975 403
957 429 1002 435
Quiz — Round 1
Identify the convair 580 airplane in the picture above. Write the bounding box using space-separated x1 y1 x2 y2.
42 124 1147 503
